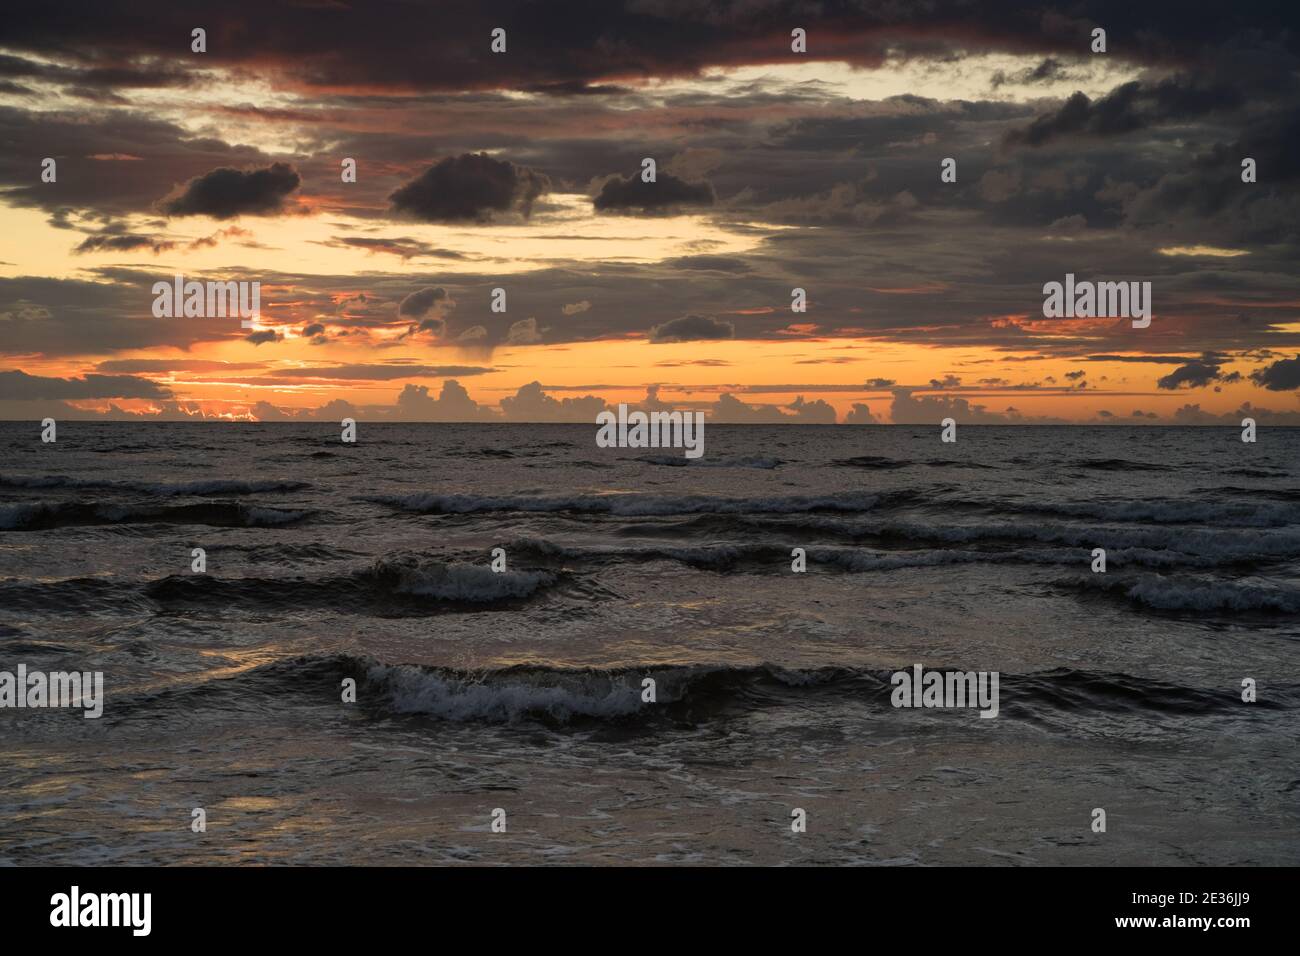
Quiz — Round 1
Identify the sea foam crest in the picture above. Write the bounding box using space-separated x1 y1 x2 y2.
370 555 553 601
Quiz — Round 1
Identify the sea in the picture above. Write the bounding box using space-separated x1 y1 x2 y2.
1 421 1296 865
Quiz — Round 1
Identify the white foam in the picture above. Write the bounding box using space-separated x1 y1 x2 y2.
1087 574 1300 612
371 556 553 601
368 665 643 721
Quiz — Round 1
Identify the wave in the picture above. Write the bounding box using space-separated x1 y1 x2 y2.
143 555 556 612
217 542 365 563
0 474 310 496
370 554 552 601
832 455 910 470
366 490 896 518
0 500 311 531
0 577 147 614
1075 573 1300 613
366 486 1299 530
1223 467 1289 478
636 454 781 469
1073 458 1173 472
107 655 1292 726
358 661 1290 724
1006 497 1300 528
505 537 1219 572
806 545 1204 572
729 514 1300 563
920 459 999 469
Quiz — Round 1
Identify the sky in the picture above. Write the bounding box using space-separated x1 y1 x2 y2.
1 0 1298 424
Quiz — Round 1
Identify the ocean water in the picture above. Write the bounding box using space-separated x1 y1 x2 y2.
0 421 1296 866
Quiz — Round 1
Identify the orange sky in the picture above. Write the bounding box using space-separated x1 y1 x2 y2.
1 24 1298 424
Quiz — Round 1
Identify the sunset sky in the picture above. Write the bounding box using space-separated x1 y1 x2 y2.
1 1 1298 423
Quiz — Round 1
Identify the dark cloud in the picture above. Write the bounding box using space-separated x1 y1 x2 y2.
1157 356 1229 389
662 255 750 273
326 237 470 260
0 107 280 217
266 364 492 381
594 172 714 214
1249 354 1300 390
4 2 1294 98
991 56 1071 88
0 369 169 400
1005 76 1245 147
74 232 173 254
161 163 301 219
389 153 548 222
648 314 734 343
0 274 232 355
398 287 448 318
1084 354 1208 364
0 53 195 92
245 330 282 345
95 360 263 373
1121 109 1300 242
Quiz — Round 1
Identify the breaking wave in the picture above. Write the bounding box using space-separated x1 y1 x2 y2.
0 500 311 531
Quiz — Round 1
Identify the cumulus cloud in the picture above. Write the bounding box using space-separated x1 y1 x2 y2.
398 287 448 318
1005 77 1244 148
786 396 837 423
1173 402 1300 425
499 380 607 422
394 380 491 421
1249 354 1300 390
1158 364 1214 389
1157 356 1231 389
160 162 301 218
843 402 879 424
505 317 543 345
709 393 787 423
389 153 548 222
709 393 837 423
593 172 714 213
888 387 1058 424
648 314 734 343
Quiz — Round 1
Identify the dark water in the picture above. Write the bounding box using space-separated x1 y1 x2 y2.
1 421 1297 865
